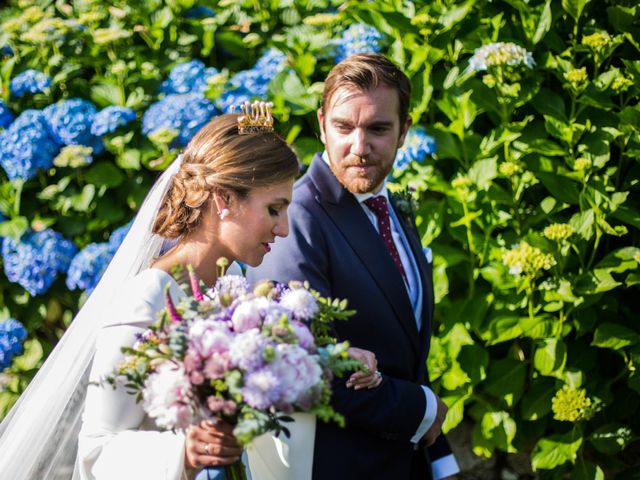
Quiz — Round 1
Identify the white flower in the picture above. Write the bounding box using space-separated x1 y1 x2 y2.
231 296 270 332
280 288 319 321
269 344 323 406
468 42 535 72
142 361 194 429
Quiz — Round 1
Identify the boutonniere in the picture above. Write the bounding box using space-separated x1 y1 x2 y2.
390 188 418 225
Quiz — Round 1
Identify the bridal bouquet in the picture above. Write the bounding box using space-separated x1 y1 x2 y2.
106 265 361 450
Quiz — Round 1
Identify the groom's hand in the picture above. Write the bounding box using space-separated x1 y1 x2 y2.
421 394 448 447
185 420 243 469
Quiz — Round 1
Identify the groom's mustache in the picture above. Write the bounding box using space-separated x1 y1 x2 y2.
345 156 374 167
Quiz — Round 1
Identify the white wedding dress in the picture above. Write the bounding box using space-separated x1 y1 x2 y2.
78 267 315 480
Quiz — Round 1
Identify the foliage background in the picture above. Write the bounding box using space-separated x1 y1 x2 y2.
0 0 639 477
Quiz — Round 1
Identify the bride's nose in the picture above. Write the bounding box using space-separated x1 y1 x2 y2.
272 212 289 238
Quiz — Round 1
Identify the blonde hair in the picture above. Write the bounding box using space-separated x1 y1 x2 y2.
153 114 299 238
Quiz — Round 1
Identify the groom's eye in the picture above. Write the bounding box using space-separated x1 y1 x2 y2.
268 206 279 216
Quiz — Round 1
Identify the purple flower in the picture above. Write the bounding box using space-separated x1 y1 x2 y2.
231 297 270 332
269 344 323 408
142 362 195 429
242 368 280 409
229 329 268 372
291 321 316 351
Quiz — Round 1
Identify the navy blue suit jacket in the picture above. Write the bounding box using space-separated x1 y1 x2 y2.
247 156 451 479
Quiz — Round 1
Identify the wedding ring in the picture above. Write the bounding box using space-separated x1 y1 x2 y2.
205 443 211 455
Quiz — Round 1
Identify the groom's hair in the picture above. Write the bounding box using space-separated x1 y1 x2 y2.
321 53 411 123
153 114 299 238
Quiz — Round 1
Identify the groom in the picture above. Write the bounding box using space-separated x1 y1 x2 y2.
247 53 459 479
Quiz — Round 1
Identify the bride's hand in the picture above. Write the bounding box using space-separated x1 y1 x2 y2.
185 420 242 470
346 347 383 390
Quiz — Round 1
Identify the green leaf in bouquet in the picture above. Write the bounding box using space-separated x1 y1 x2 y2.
592 322 639 350
520 377 556 421
589 422 634 455
534 338 567 376
86 162 126 188
531 428 583 470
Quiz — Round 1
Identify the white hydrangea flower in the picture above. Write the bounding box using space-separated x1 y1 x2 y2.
280 288 319 321
468 42 535 72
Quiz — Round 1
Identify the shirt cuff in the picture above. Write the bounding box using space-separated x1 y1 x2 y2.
432 454 460 479
410 386 437 443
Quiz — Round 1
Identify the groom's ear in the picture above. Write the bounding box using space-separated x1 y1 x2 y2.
317 109 326 145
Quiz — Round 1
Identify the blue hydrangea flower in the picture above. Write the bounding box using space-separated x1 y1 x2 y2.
160 60 220 95
44 98 104 153
334 24 384 63
184 6 216 19
10 69 52 97
1 229 77 296
217 48 287 112
0 45 13 57
0 318 27 371
108 221 131 250
394 126 436 170
142 93 217 147
65 242 113 293
0 109 61 180
90 106 137 136
0 101 13 129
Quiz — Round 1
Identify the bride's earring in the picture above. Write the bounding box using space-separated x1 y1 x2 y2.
219 208 230 220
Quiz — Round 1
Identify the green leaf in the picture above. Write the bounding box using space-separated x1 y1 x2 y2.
532 1 552 44
481 315 523 345
572 460 604 480
612 205 640 231
91 82 125 107
480 410 517 452
589 423 634 455
442 392 470 433
592 323 639 350
12 339 43 371
0 216 29 239
521 377 556 420
85 162 126 188
570 209 595 241
575 269 621 294
537 173 580 204
534 338 567 376
520 315 560 339
441 361 471 390
532 89 567 120
483 359 527 406
595 247 640 273
531 429 583 470
562 0 589 22
468 157 497 190
269 70 317 115
458 344 489 385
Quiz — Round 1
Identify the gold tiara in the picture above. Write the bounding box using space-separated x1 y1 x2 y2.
233 101 274 135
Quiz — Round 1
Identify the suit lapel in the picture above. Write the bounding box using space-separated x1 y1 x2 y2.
390 196 434 371
307 157 420 356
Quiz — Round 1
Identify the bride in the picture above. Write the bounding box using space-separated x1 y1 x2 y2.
0 110 380 480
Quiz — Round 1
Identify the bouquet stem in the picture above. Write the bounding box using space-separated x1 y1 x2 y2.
225 461 247 480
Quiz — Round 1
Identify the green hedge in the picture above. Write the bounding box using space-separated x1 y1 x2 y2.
0 0 638 477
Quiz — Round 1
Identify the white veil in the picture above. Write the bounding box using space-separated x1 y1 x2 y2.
0 155 183 480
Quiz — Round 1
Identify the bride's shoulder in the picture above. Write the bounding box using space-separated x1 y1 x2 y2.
109 268 184 327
